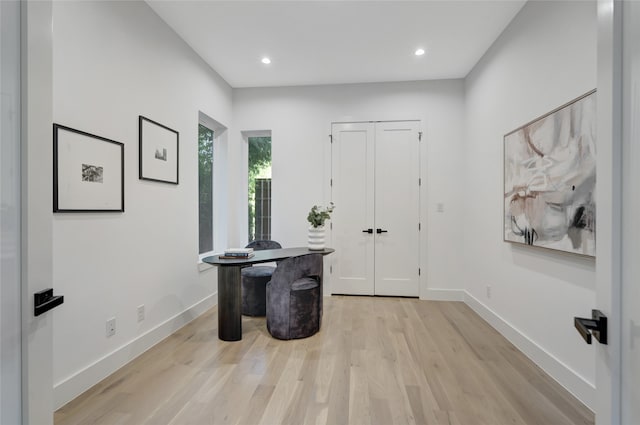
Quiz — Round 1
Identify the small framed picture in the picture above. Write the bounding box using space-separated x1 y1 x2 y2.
139 116 179 184
53 124 125 212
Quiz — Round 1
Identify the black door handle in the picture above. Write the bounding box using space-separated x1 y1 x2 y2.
574 309 607 345
376 228 388 234
362 228 373 234
34 288 64 317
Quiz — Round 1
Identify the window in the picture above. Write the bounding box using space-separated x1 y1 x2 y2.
198 124 214 254
248 136 272 242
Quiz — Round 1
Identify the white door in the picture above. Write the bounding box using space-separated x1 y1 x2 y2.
373 121 420 296
331 123 375 295
620 2 640 423
331 121 420 297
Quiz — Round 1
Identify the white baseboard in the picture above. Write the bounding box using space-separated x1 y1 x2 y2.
463 291 595 411
422 288 465 301
53 293 217 410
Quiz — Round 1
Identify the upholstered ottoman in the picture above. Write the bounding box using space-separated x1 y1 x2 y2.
241 265 274 316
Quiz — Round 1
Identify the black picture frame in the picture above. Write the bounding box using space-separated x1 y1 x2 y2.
139 115 179 184
53 124 125 213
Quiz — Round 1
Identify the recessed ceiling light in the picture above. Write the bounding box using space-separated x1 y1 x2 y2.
261 57 271 65
415 48 425 56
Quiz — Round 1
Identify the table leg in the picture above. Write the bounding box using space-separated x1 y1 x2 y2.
218 266 242 341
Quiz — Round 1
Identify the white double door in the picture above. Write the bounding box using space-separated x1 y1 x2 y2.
331 121 420 297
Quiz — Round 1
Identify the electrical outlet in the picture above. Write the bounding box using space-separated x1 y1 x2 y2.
106 317 116 337
486 285 492 299
137 305 145 322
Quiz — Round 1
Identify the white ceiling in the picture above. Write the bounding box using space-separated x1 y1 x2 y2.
147 1 526 88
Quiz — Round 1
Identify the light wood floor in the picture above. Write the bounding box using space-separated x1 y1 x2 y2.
55 297 594 425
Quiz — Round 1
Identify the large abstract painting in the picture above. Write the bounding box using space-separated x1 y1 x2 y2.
504 90 596 257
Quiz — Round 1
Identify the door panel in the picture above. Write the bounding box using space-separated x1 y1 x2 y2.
331 123 375 295
374 122 420 296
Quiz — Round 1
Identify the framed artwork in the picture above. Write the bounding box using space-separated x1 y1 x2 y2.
503 89 596 257
53 124 124 213
139 116 179 184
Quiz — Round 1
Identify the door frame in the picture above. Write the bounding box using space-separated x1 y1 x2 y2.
619 2 640 423
326 120 424 298
21 1 55 423
1 1 23 423
595 0 622 423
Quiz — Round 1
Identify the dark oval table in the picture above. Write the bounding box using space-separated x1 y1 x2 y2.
203 247 334 341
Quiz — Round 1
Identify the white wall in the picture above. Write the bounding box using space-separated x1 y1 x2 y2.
232 80 466 299
464 0 597 408
51 1 232 408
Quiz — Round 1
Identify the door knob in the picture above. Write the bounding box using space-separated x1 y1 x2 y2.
362 228 373 234
376 228 388 234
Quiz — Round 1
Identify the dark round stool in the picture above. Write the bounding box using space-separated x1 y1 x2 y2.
241 265 275 316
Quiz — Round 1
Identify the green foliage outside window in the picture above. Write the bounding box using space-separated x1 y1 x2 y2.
199 125 214 253
248 137 272 241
